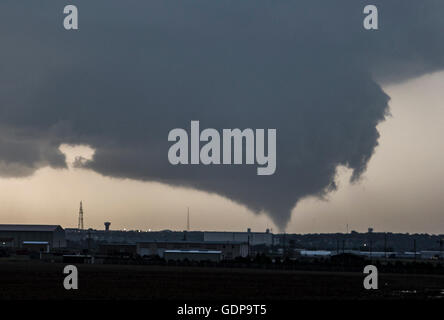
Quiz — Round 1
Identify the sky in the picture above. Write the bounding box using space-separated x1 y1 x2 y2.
0 71 443 234
0 1 443 233
287 71 444 234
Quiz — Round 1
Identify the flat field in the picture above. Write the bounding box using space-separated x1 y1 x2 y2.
0 261 443 300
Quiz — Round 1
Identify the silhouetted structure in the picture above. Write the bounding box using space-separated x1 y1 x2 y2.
0 224 66 249
78 201 84 230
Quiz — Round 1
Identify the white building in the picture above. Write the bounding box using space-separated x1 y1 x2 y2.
204 229 273 246
137 241 249 259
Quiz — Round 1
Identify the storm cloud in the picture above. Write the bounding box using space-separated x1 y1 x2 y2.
0 0 444 229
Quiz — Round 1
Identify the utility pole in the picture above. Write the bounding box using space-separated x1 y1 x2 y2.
282 233 286 258
187 207 190 231
413 239 417 262
248 233 251 257
78 201 84 230
439 238 443 260
87 229 91 253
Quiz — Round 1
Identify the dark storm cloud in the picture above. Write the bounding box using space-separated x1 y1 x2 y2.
0 0 443 229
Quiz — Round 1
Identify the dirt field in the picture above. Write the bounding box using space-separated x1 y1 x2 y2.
0 261 443 300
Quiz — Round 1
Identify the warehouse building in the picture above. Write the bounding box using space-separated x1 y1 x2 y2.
204 229 274 246
164 250 221 262
0 224 66 250
99 243 137 256
137 240 248 259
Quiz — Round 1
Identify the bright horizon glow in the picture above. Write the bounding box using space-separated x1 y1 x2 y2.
1 72 444 234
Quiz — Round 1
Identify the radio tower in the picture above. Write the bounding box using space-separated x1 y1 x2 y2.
78 201 84 230
187 207 190 231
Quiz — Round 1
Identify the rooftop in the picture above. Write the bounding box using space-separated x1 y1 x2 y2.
137 240 247 245
165 250 222 254
0 224 63 232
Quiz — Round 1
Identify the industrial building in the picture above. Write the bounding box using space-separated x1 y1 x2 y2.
164 250 221 262
204 229 274 246
137 241 249 259
99 243 137 256
0 224 66 250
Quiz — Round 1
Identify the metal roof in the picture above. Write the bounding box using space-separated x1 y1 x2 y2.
0 224 62 232
137 240 247 245
22 241 49 245
164 250 222 254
